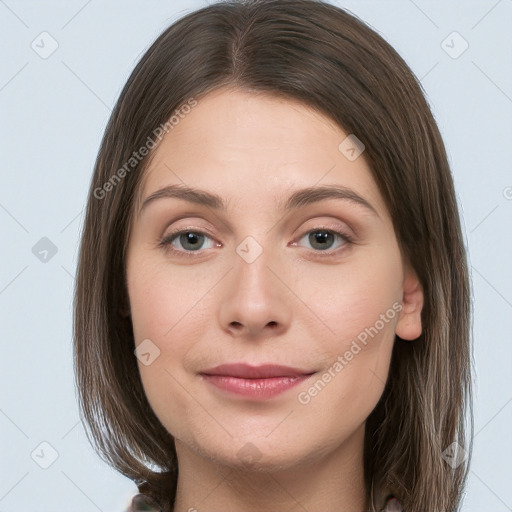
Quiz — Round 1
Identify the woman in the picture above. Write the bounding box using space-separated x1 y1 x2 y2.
73 1 473 511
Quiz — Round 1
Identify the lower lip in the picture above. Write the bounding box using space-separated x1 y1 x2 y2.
200 374 313 399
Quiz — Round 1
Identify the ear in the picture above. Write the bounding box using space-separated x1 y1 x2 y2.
395 266 424 341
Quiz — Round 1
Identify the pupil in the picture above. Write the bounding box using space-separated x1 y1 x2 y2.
309 231 333 250
181 232 203 250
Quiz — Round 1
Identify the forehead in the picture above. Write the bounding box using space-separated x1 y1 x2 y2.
135 87 387 218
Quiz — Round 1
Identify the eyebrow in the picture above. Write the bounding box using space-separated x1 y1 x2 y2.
139 183 378 217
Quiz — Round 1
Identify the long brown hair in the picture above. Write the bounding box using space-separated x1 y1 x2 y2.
73 1 473 510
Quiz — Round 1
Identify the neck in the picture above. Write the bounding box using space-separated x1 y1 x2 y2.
172 424 367 512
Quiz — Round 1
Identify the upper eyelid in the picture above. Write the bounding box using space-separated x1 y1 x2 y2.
164 223 350 238
163 225 352 250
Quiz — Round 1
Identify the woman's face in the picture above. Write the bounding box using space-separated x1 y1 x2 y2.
125 87 423 471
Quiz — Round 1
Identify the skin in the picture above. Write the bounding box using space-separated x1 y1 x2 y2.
125 87 424 512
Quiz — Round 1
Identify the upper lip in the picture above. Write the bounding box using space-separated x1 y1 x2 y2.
200 363 315 379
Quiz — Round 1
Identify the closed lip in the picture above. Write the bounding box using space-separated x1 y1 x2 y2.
199 363 315 379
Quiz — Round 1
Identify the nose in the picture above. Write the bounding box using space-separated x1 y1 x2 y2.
218 243 292 339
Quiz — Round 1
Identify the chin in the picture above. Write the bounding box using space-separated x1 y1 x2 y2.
178 426 343 475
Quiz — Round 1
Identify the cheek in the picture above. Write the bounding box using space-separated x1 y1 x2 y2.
127 256 215 434
293 247 402 412
128 254 205 342
299 243 403 343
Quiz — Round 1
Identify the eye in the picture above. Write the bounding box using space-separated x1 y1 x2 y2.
158 225 353 258
293 227 352 256
158 229 217 257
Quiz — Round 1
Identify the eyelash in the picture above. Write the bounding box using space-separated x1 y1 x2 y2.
157 224 354 259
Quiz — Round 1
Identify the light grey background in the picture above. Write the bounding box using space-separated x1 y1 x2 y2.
1 0 511 510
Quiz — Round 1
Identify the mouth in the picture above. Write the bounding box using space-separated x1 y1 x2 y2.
199 363 316 400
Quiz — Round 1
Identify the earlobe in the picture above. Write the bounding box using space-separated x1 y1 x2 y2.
395 268 424 341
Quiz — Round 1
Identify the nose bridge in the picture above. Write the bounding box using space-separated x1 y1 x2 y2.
233 233 278 302
218 231 292 337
